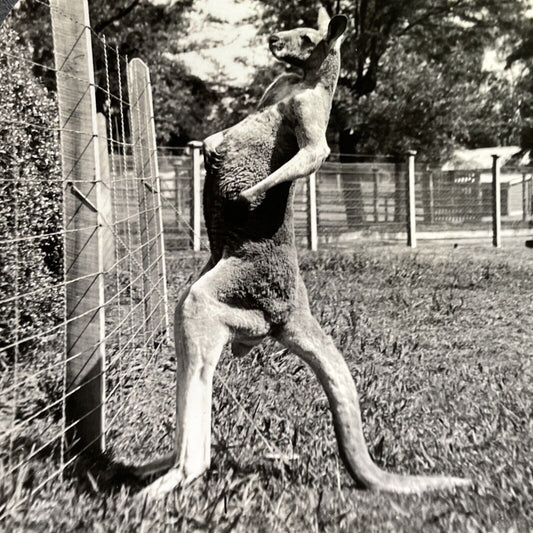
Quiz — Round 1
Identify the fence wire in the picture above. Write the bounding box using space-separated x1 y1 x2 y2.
0 3 290 521
159 154 532 249
0 2 169 517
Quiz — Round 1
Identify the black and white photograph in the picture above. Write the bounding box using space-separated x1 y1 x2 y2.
0 0 532 530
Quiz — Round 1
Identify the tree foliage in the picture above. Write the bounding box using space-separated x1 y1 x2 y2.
9 0 533 158
341 36 523 160
259 0 531 159
506 17 533 158
12 0 216 146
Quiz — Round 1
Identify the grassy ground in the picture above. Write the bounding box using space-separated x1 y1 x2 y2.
1 239 532 532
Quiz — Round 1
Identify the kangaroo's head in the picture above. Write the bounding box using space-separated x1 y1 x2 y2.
268 9 348 71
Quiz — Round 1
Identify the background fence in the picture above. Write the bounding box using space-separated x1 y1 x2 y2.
158 148 533 251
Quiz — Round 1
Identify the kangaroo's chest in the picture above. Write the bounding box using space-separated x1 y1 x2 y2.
207 105 298 200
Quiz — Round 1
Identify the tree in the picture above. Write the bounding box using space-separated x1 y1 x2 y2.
259 0 530 156
506 17 533 161
344 37 523 160
0 23 63 359
11 0 219 146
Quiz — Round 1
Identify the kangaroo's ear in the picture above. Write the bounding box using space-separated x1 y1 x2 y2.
317 6 330 34
326 14 348 48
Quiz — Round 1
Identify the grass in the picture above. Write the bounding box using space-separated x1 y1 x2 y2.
1 240 532 531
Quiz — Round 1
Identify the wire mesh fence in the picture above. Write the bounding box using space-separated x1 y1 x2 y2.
414 166 533 231
158 153 532 250
316 158 407 239
0 2 291 520
0 0 172 517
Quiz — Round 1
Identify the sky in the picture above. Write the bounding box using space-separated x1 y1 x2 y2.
165 0 270 87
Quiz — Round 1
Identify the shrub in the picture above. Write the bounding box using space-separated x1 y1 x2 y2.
0 24 63 362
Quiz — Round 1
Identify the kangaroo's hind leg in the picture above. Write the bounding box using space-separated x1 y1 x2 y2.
141 258 270 499
273 277 471 494
134 258 216 482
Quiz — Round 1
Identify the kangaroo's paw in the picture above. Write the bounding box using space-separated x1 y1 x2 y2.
137 468 186 500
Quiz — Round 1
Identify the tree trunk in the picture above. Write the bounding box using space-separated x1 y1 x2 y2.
393 154 406 223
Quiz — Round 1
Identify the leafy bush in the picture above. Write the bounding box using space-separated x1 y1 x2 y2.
0 24 63 361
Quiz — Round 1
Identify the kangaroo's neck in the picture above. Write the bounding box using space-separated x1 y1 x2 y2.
303 47 340 98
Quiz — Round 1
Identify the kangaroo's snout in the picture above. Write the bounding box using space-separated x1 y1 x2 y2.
269 34 283 52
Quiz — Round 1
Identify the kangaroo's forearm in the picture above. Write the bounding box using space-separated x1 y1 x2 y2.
240 147 327 201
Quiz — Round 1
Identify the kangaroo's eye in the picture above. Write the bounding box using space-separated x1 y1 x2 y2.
301 34 313 45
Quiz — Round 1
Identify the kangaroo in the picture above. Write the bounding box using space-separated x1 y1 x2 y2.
137 9 471 498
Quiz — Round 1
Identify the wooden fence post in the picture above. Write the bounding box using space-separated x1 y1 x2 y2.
97 113 115 272
307 172 318 251
143 61 170 338
51 0 105 454
406 150 417 248
492 155 501 248
188 141 202 251
128 58 169 339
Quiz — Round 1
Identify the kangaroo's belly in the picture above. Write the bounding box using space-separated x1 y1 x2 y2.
202 105 300 324
203 105 298 251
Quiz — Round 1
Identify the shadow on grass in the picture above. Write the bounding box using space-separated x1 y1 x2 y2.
65 452 147 496
1 438 142 515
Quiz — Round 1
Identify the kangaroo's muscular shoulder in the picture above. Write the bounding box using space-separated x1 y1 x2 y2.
263 86 330 144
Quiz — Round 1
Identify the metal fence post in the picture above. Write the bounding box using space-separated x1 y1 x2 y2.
406 150 417 248
492 155 501 248
51 0 105 454
188 140 203 251
307 172 318 251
